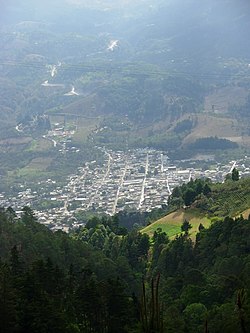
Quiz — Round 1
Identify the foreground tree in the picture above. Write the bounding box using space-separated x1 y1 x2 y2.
232 168 239 181
181 219 192 235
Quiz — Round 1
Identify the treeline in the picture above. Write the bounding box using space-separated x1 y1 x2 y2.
167 175 250 218
168 178 212 208
150 215 250 332
189 136 238 150
1 206 250 332
0 207 149 333
74 206 169 231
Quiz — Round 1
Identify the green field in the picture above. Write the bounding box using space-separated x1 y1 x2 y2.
26 138 53 152
8 157 54 180
141 209 212 240
73 118 101 144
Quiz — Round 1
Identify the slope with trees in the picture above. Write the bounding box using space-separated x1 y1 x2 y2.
1 188 250 332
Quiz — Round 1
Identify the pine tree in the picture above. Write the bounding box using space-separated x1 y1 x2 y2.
232 168 239 181
0 262 18 333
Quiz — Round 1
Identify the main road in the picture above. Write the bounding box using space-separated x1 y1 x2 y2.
112 161 128 215
86 151 112 209
138 153 149 210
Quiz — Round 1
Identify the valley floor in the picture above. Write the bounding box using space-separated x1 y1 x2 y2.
1 148 250 231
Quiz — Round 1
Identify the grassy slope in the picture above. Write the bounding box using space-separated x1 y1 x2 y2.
141 208 212 240
240 208 250 219
73 118 101 144
142 177 250 239
183 114 239 144
209 177 250 217
182 86 250 146
203 86 248 114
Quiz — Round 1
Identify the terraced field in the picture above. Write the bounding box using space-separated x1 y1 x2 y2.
210 177 250 216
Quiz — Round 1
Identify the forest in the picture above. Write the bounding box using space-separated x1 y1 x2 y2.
0 197 250 332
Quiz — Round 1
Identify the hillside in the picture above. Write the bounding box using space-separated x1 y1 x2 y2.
1 202 250 332
142 176 250 239
1 1 250 196
1 0 250 190
141 208 212 240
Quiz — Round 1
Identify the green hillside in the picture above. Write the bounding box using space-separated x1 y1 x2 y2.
2 0 250 149
142 176 250 239
141 208 212 240
205 178 250 216
1 202 250 332
2 0 250 186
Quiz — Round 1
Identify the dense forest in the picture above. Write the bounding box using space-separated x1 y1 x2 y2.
1 200 250 332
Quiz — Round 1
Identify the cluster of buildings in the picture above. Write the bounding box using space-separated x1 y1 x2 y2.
1 148 250 232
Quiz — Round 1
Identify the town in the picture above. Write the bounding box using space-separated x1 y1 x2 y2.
1 147 250 232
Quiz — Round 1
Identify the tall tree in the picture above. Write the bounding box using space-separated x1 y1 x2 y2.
0 262 18 333
181 220 192 235
232 168 239 181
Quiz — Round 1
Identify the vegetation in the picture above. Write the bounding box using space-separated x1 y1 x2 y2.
189 137 238 150
0 198 250 332
142 174 250 241
141 209 211 240
1 1 250 186
166 175 250 218
232 167 240 181
2 2 250 330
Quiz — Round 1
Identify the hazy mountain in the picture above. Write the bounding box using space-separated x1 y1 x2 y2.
1 0 250 183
